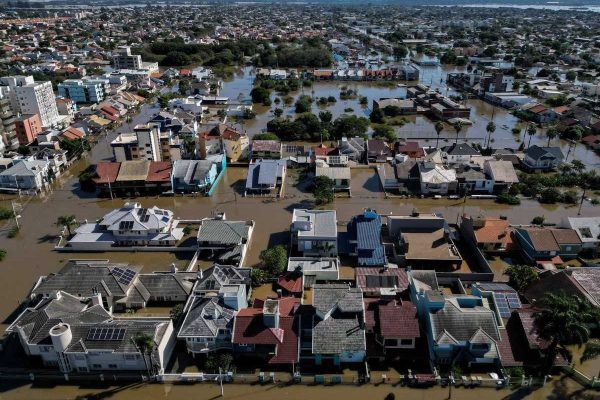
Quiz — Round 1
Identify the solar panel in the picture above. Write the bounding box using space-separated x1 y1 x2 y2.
87 327 126 341
112 267 136 285
494 293 511 318
506 293 522 309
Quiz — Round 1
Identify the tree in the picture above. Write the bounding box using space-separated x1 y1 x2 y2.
527 123 537 149
0 249 6 261
178 79 190 96
318 110 332 124
372 124 396 142
370 108 385 124
531 216 545 225
250 87 270 104
452 120 464 144
332 115 370 139
273 108 283 118
393 45 408 60
295 95 312 113
170 303 184 323
253 132 279 141
205 353 233 373
251 268 267 286
570 160 585 174
535 293 598 372
259 245 287 276
313 175 335 205
504 265 539 293
546 126 558 146
17 145 31 156
565 70 577 81
581 341 600 367
133 333 156 377
56 215 77 236
539 187 561 204
485 121 496 148
434 121 444 148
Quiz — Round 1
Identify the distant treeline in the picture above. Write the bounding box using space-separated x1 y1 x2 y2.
140 37 332 68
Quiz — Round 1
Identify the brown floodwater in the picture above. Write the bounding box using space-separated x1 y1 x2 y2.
1 163 597 333
221 67 600 168
0 375 596 400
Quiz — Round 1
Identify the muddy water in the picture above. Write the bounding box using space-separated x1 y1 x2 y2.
0 375 595 400
221 67 600 168
1 160 598 332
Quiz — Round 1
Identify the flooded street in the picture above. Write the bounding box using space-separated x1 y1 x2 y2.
222 66 600 168
0 375 596 400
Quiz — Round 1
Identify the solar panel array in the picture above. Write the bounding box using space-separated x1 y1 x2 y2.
494 293 511 318
137 208 151 223
87 327 126 341
112 267 136 285
119 220 134 230
493 292 522 318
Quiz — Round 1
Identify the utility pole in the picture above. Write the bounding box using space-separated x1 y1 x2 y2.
219 367 224 397
578 185 587 216
11 200 21 229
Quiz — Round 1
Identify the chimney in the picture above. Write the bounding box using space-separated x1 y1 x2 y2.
91 292 102 307
276 289 282 298
171 263 178 273
262 299 280 329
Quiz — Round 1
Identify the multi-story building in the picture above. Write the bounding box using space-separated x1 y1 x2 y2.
57 78 108 104
111 124 162 162
0 94 17 151
291 209 338 257
0 76 60 127
112 46 142 70
14 114 43 145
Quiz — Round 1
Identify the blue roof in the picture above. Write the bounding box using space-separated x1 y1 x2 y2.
347 210 385 266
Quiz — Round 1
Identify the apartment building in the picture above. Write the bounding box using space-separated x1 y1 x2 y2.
0 75 60 127
0 95 17 151
111 124 162 162
58 78 108 104
14 114 43 145
113 46 143 70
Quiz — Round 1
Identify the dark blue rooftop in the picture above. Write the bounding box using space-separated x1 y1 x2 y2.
347 210 386 266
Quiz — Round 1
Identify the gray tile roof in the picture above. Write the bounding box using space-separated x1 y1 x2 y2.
312 284 363 316
178 297 234 337
429 297 500 345
312 314 365 354
32 261 141 300
197 219 251 245
138 273 196 298
195 265 251 294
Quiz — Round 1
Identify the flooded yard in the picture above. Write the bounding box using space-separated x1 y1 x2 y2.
1 163 597 332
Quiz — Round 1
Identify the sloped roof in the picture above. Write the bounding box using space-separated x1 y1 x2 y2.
93 162 121 184
178 296 234 337
116 160 150 182
146 161 172 183
429 297 500 344
197 219 251 245
378 300 420 339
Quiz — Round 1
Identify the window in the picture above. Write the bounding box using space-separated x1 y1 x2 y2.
384 339 397 347
108 364 118 369
400 339 413 346
472 343 488 350
92 364 102 369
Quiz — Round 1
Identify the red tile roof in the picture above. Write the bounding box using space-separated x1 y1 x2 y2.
93 162 121 184
355 267 409 293
101 106 119 116
61 126 85 140
146 161 172 183
313 145 338 157
378 301 420 339
232 297 299 364
474 218 513 246
277 273 303 294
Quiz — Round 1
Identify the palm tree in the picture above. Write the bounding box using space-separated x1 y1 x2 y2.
570 160 585 174
545 126 558 146
133 333 156 377
535 293 598 373
56 215 77 236
452 120 464 144
526 123 537 149
434 121 444 148
485 121 496 148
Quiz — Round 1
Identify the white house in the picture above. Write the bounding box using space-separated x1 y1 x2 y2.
291 209 338 257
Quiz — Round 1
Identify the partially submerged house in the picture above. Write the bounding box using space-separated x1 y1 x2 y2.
196 215 255 266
